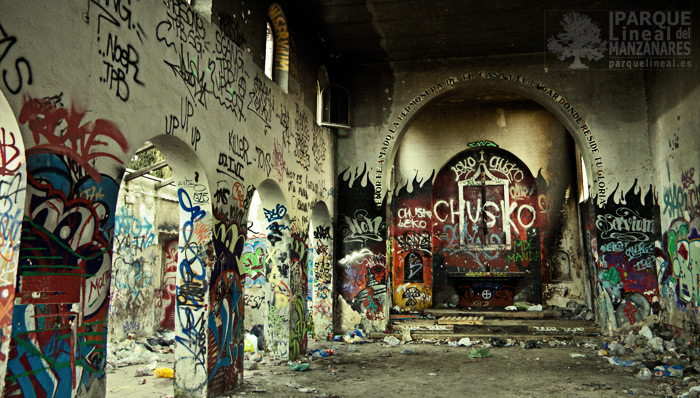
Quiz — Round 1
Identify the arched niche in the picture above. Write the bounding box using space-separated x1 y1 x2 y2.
431 145 541 308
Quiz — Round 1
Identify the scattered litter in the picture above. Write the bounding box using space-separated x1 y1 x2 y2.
154 367 174 378
639 325 654 340
570 353 586 359
245 361 259 370
504 305 518 311
428 373 438 376
297 387 318 393
401 349 416 355
383 336 400 346
523 341 540 350
468 348 491 358
636 367 652 381
289 363 311 371
514 302 532 310
648 337 665 352
401 329 413 342
653 365 683 377
311 349 335 358
379 353 392 357
458 338 473 347
490 339 506 348
607 357 637 367
137 378 146 385
527 304 543 311
245 334 258 353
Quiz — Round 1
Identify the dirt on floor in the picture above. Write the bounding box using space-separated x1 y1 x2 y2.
106 337 700 398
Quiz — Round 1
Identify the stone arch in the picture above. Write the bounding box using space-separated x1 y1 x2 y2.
379 74 605 208
308 201 334 337
0 89 26 393
5 95 129 397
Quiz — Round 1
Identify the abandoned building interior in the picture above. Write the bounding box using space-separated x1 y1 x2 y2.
0 0 699 396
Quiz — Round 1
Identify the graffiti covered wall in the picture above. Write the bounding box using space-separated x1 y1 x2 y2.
0 0 335 396
647 45 700 338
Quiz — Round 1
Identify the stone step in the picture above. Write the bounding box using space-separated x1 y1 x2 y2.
423 308 563 319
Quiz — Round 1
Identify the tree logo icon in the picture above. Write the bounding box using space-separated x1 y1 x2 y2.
547 12 607 69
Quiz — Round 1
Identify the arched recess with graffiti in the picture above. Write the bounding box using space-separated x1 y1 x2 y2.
381 79 658 330
387 87 596 315
0 89 26 392
5 95 129 397
309 201 333 337
430 145 542 308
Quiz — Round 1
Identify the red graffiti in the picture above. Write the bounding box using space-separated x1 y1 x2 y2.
0 127 21 176
19 98 129 182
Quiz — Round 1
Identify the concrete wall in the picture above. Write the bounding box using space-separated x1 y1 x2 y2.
0 1 334 397
109 177 179 342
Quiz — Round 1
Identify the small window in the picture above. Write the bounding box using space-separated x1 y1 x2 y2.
264 22 273 80
577 148 589 203
320 85 351 129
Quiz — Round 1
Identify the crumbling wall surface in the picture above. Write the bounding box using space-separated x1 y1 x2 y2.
110 178 159 342
647 46 700 341
0 1 334 397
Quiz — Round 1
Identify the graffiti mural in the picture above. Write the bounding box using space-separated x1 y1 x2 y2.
5 97 127 397
338 166 387 324
109 193 157 341
392 172 433 309
430 145 543 307
592 182 659 329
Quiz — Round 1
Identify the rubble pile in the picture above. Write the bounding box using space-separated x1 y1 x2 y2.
106 330 176 372
594 324 700 397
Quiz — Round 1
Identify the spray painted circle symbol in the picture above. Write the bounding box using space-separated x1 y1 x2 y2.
481 290 492 300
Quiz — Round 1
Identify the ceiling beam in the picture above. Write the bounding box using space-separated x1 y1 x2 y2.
124 160 168 182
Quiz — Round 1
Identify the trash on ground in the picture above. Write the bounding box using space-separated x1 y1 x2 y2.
504 305 517 311
468 348 492 358
384 336 401 346
570 353 586 359
607 357 637 367
401 349 416 355
289 363 311 371
636 367 652 381
653 365 683 377
523 341 540 349
245 334 258 352
527 304 543 311
154 367 174 378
